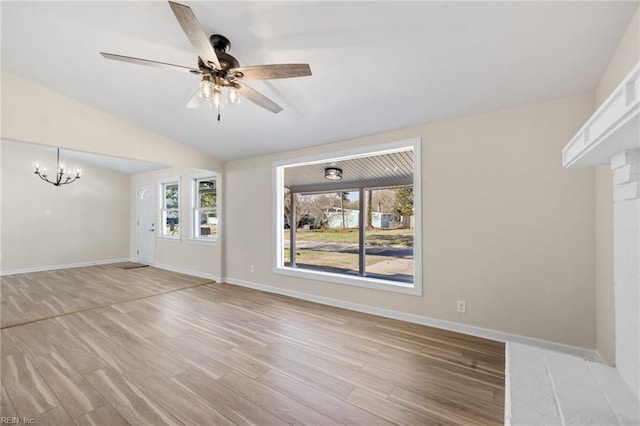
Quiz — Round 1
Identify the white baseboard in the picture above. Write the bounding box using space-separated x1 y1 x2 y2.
223 276 602 362
0 258 135 276
154 263 220 283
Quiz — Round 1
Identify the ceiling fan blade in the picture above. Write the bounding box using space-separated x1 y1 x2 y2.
186 89 205 109
230 64 312 80
168 1 221 70
237 82 283 114
100 52 201 74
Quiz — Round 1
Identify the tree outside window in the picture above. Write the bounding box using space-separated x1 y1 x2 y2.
161 181 180 237
193 177 217 239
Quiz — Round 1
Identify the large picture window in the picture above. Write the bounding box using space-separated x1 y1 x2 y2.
274 139 421 295
160 180 180 238
192 175 217 241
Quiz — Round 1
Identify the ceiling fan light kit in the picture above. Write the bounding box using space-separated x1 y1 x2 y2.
100 1 311 121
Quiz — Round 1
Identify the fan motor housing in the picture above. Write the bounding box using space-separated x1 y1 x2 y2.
198 34 239 71
210 34 231 52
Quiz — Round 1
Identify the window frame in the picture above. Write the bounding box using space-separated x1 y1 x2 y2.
273 138 422 296
159 177 181 240
190 172 219 243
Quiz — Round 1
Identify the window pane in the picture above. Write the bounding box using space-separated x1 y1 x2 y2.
162 209 180 236
286 191 360 276
196 209 217 238
365 187 414 283
198 179 216 208
165 184 179 209
194 177 217 239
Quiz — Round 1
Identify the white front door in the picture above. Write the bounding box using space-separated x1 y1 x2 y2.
136 183 156 264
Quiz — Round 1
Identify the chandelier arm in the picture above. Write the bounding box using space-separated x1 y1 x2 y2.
64 176 79 185
35 172 53 184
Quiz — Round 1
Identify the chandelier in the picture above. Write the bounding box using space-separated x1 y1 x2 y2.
34 149 81 187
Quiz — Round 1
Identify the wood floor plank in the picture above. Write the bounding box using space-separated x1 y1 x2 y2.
99 309 156 340
360 359 498 405
84 367 181 426
125 367 235 425
258 325 368 370
389 386 504 426
32 405 75 426
173 333 268 379
0 329 23 358
233 342 356 400
258 369 394 426
3 323 54 359
217 370 342 426
32 352 106 418
74 404 130 426
172 367 289 425
346 387 452 426
101 331 189 378
44 328 109 375
145 333 232 380
54 314 96 335
380 345 505 388
1 384 18 417
258 337 394 398
389 384 503 425
76 331 145 375
2 353 59 417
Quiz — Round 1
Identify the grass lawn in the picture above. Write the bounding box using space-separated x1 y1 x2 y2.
284 249 391 271
288 228 413 247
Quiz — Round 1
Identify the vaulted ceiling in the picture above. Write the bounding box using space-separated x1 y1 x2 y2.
1 1 638 161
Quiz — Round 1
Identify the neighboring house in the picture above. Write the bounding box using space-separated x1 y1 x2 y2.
325 208 360 228
371 212 394 229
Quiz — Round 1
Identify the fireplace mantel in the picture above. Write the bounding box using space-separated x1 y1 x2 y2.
563 64 639 168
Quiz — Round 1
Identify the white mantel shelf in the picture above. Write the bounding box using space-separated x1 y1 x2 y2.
563 64 640 168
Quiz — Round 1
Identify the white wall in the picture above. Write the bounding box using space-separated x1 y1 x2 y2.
130 168 221 281
0 71 222 172
224 93 596 349
594 7 640 365
1 71 224 276
0 140 130 273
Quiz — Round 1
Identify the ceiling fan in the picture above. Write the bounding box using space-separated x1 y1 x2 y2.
100 1 311 121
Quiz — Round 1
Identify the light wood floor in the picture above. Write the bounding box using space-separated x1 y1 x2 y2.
0 265 211 328
1 266 505 425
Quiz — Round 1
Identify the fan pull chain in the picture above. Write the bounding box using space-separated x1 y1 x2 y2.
217 103 221 121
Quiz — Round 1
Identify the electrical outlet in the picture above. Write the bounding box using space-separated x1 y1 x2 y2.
250 264 255 273
456 300 467 314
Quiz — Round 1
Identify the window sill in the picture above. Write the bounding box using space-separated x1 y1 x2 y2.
188 238 218 246
158 236 181 243
274 266 421 296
